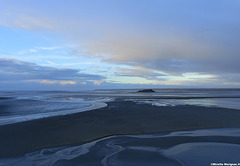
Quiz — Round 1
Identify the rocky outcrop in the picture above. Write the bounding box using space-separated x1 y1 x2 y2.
137 89 155 93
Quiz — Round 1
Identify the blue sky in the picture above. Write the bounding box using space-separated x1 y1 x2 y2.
0 0 240 90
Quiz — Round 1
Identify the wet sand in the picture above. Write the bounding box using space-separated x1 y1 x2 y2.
2 128 240 165
1 100 240 158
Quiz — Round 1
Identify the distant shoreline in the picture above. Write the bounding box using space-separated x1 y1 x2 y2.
1 100 240 158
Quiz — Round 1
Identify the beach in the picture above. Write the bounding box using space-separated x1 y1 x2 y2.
1 99 240 159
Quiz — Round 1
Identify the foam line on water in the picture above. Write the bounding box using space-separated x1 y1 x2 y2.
0 102 107 126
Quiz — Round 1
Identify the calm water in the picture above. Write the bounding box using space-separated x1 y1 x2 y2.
0 89 240 125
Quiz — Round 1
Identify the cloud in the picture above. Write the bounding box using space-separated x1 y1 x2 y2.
0 13 54 30
85 33 216 74
115 66 166 81
39 80 77 85
44 61 96 67
0 58 104 84
18 46 65 55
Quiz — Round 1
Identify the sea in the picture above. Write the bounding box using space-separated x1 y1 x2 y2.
0 88 240 126
1 89 240 166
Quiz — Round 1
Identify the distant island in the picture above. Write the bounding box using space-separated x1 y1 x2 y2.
137 89 155 93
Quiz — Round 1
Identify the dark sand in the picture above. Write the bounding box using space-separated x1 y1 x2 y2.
1 100 240 158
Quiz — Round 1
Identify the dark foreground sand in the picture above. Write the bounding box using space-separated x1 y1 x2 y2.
1 100 240 158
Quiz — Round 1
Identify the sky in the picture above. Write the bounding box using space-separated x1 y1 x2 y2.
0 0 240 90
